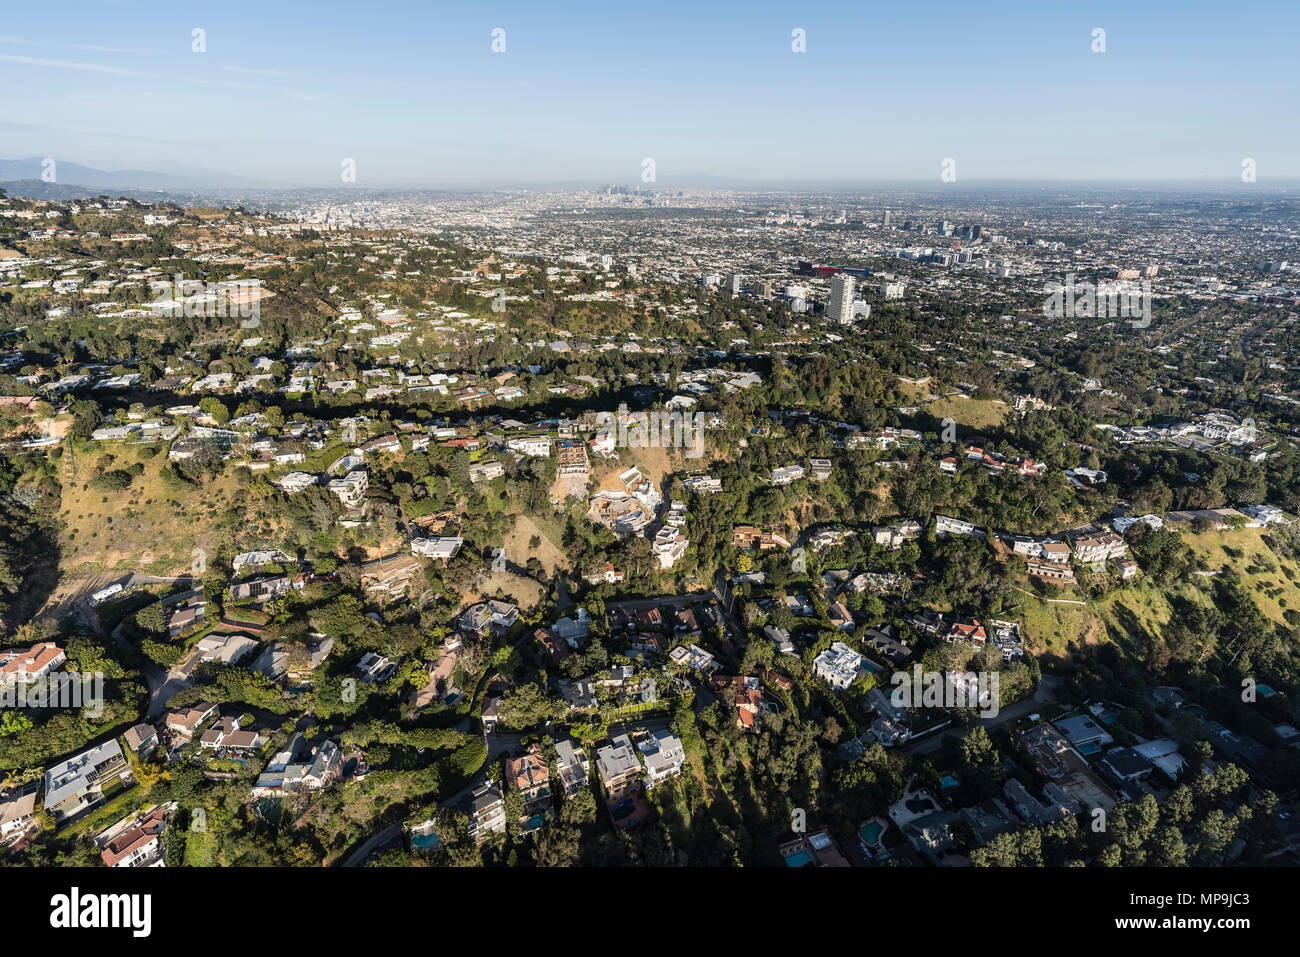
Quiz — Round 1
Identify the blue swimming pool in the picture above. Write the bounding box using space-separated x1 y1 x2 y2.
411 830 441 850
940 774 959 789
859 821 883 845
785 850 814 867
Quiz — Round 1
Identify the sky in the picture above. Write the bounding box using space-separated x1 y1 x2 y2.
1 0 1297 188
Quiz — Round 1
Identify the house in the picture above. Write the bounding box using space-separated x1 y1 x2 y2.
506 434 552 457
946 618 987 649
231 548 292 572
195 633 258 665
252 735 342 796
770 464 805 486
122 723 159 759
556 678 598 710
862 625 913 666
764 625 795 655
0 641 66 687
532 628 569 665
326 469 369 509
506 744 552 822
733 526 790 550
553 608 592 646
411 536 463 561
1028 560 1077 584
713 675 765 730
636 607 665 631
629 632 669 655
228 576 291 603
469 460 505 483
461 600 519 636
251 635 332 683
466 782 508 842
1071 531 1128 565
668 643 716 672
809 458 833 481
1054 714 1114 751
359 434 401 456
636 729 685 787
1111 557 1139 580
986 620 1024 660
355 651 397 684
596 734 642 798
672 608 700 634
827 602 856 632
780 829 851 867
873 521 921 550
784 594 815 617
1097 746 1155 785
934 515 983 537
43 739 134 824
410 649 459 709
199 716 267 752
1131 738 1188 781
164 702 218 740
555 740 590 796
586 562 625 585
653 526 689 569
738 672 783 707
813 642 867 690
166 602 206 637
99 804 170 868
0 784 39 845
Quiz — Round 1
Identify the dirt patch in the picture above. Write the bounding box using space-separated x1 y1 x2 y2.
460 569 545 614
504 515 566 576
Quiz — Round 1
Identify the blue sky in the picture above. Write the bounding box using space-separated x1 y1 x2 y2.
1 0 1297 186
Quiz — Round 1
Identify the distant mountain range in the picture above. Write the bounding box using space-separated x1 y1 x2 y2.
0 158 262 191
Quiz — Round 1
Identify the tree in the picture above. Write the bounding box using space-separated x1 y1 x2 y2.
496 683 559 730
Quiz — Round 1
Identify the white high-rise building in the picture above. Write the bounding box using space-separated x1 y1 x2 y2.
826 274 855 324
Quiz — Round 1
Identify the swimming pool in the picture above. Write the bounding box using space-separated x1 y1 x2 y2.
859 821 883 845
411 830 441 850
940 774 959 789
785 850 814 867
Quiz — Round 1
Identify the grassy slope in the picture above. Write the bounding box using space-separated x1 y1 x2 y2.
57 440 248 576
1006 527 1300 659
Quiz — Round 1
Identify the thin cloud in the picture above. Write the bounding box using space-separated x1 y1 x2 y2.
0 36 157 54
0 54 149 76
222 65 304 78
0 118 196 147
71 44 160 54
